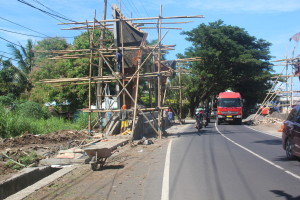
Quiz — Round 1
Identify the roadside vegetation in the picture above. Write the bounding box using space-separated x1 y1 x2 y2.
0 95 88 138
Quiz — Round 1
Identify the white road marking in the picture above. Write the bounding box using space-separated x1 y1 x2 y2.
215 123 300 181
244 125 281 139
161 139 173 200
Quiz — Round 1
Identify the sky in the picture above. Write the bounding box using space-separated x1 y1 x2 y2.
1 0 300 76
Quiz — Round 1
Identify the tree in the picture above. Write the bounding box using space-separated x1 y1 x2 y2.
30 31 114 111
179 20 273 114
0 57 27 97
7 39 35 98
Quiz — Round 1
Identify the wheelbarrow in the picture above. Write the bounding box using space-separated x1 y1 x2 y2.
84 148 112 171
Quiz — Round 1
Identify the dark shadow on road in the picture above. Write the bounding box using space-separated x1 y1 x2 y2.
270 190 300 200
273 156 300 162
253 139 282 145
102 165 125 170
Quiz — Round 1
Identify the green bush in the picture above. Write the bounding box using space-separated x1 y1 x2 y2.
0 94 15 107
17 101 50 119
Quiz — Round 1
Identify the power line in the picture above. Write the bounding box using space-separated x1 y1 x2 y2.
17 0 83 34
0 16 50 37
32 0 75 22
17 0 77 23
0 16 75 38
0 36 22 47
125 0 142 18
0 28 46 38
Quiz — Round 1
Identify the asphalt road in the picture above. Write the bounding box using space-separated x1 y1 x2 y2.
168 120 300 200
23 120 300 200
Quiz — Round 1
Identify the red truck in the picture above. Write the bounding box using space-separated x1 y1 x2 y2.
217 91 243 125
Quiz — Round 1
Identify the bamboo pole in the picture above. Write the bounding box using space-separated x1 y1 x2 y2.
82 106 169 112
87 18 95 134
58 15 205 25
139 27 182 30
134 21 193 25
179 64 183 124
131 56 141 141
157 5 163 139
36 45 175 54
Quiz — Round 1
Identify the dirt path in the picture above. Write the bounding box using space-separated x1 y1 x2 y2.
23 137 170 200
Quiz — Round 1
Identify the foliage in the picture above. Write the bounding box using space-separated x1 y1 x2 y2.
5 151 40 170
0 58 25 97
179 20 273 113
1 39 35 100
0 103 86 138
16 101 50 119
30 31 114 111
34 37 69 59
0 94 15 107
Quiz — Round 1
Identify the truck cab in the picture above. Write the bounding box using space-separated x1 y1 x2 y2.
217 91 243 125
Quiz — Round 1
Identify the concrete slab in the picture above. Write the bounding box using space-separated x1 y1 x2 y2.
39 158 87 166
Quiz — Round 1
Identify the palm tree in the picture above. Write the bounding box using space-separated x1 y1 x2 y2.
0 57 24 96
7 39 35 98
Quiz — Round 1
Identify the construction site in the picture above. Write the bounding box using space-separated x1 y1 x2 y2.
38 3 202 140
251 47 300 121
0 2 204 199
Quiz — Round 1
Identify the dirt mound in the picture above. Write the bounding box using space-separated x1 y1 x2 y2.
0 130 93 181
0 130 89 150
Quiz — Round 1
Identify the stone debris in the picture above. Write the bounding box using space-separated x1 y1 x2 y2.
253 116 283 125
136 137 155 145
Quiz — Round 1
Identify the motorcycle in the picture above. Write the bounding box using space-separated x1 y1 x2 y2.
195 112 204 132
196 118 203 132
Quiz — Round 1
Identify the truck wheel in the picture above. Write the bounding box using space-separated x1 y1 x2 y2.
217 119 221 125
236 119 242 125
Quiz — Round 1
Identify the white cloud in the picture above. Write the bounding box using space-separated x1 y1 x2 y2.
187 0 300 13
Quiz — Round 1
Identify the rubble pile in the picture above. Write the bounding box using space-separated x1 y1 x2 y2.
253 116 283 125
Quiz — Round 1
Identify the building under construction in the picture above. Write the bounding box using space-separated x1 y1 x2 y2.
39 3 204 139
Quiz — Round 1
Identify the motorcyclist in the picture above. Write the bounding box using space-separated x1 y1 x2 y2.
195 108 204 129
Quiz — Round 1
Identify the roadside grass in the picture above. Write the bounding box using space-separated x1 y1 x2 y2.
0 105 87 138
4 151 40 170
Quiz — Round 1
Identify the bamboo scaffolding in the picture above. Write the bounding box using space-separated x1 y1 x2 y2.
38 3 205 138
39 71 173 84
36 45 175 54
98 52 161 136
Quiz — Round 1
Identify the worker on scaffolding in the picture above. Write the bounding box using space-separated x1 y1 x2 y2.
115 49 122 77
119 104 129 134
